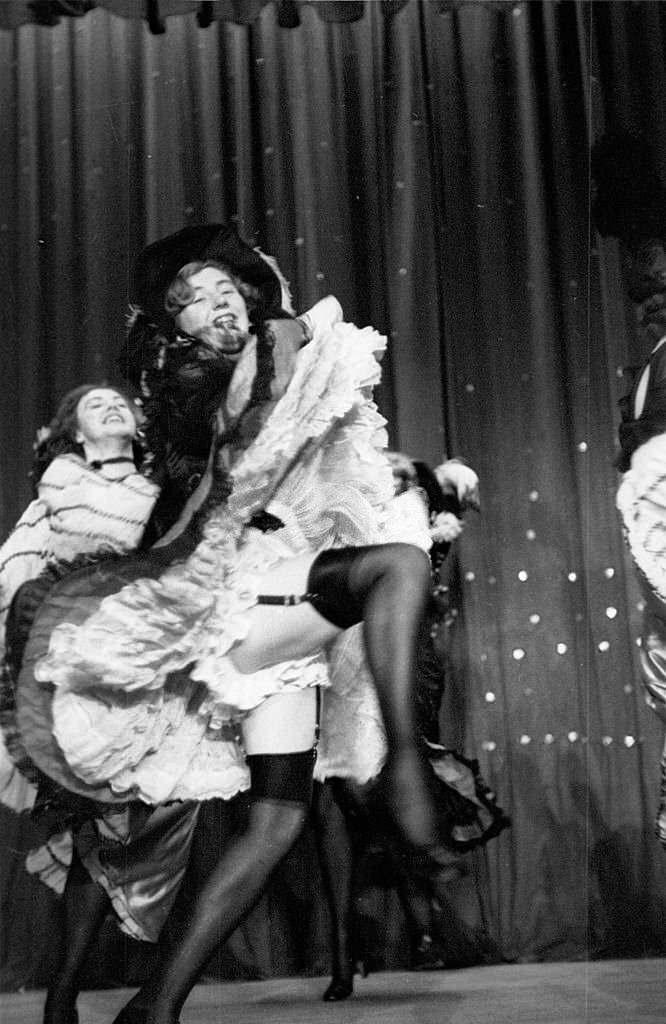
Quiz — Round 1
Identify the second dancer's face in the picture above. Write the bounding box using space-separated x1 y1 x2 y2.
75 388 137 446
175 266 251 359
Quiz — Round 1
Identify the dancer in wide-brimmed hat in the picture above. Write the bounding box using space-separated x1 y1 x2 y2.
15 222 456 1024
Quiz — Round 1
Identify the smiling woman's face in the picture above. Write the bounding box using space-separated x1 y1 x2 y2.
174 265 251 358
74 388 137 446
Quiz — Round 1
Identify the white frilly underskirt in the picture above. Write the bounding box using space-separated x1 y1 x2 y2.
617 434 666 604
33 317 411 803
617 435 666 848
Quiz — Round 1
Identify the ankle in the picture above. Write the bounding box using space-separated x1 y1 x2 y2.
146 991 184 1024
45 982 78 1005
332 955 354 982
44 988 79 1024
145 1008 180 1024
387 741 425 764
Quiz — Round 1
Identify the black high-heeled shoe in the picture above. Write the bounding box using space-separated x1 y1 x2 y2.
322 976 353 1002
321 957 368 1002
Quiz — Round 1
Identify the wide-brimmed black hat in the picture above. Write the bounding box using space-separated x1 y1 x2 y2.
130 223 284 323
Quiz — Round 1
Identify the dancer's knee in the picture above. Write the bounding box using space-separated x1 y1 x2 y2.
306 543 431 630
306 548 365 628
388 543 431 590
363 542 430 599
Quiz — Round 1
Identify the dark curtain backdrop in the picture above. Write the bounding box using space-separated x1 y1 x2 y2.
1 0 666 992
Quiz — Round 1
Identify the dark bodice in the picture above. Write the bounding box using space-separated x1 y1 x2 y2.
142 317 307 542
617 339 666 472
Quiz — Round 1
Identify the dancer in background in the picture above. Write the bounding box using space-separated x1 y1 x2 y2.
0 384 207 1024
12 224 450 1024
313 452 508 1000
591 132 666 851
615 239 666 847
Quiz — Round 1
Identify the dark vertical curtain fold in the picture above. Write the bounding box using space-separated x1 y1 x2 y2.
1 0 666 991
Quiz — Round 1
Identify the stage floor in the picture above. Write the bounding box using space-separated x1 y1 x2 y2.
1 960 664 1024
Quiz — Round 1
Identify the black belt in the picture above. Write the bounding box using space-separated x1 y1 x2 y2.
255 592 315 607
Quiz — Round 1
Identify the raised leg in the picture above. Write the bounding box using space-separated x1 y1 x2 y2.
308 544 437 850
230 543 436 850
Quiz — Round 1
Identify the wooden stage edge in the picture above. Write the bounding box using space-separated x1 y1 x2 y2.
1 959 664 1024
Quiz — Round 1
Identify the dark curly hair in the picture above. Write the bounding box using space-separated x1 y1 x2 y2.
31 382 145 489
624 239 666 349
116 240 298 540
591 130 666 254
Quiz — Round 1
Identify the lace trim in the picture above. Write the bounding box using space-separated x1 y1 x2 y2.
39 317 396 802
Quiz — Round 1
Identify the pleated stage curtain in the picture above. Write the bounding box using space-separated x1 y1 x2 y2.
0 0 665 991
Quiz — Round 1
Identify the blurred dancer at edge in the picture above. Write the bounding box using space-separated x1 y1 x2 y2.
616 240 666 849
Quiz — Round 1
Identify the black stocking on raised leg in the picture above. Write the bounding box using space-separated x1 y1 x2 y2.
44 848 111 1024
308 543 437 850
112 751 314 1024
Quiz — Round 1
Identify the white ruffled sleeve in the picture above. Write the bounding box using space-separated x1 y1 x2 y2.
0 486 52 813
0 498 51 650
381 488 433 552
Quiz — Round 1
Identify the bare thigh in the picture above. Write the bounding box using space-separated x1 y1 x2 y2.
241 688 318 754
229 552 341 673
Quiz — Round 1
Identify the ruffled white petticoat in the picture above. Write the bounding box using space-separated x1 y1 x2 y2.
33 317 397 803
617 434 666 848
617 434 666 603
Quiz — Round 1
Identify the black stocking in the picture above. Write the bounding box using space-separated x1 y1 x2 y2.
114 752 313 1024
392 854 436 942
44 849 111 1024
308 543 436 849
312 781 356 1000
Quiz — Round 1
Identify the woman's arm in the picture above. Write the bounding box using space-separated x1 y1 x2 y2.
269 296 344 400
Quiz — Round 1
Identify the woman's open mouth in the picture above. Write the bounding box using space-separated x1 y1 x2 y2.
213 314 237 329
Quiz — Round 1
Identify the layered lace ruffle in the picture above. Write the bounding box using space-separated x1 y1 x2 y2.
617 434 666 850
617 434 666 602
32 316 393 803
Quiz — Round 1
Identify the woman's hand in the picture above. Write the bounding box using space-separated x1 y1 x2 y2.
434 459 480 512
297 295 343 340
